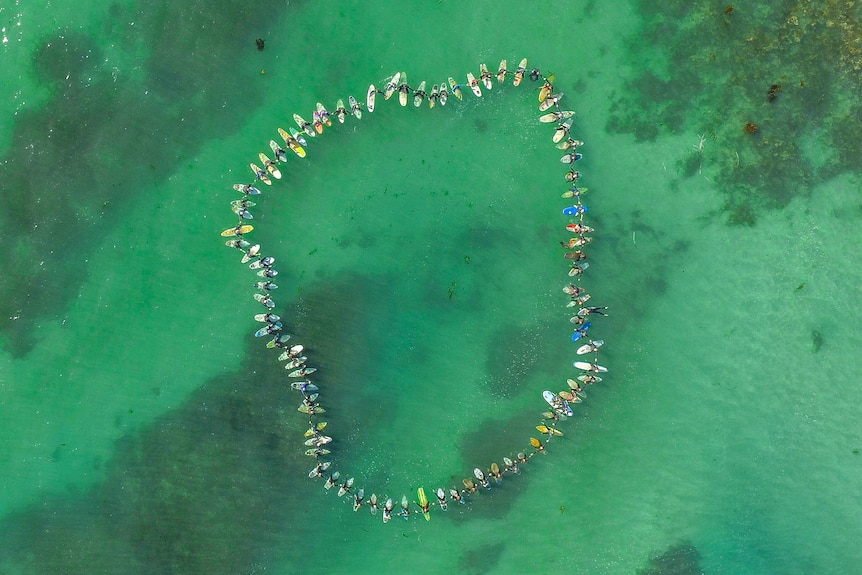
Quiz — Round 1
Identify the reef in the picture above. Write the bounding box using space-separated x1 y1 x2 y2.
607 1 862 225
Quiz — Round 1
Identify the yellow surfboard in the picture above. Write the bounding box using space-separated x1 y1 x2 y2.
220 225 254 237
417 487 431 521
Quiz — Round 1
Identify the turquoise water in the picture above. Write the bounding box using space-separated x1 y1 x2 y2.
1 1 861 574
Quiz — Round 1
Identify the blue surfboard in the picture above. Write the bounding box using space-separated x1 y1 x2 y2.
571 321 592 341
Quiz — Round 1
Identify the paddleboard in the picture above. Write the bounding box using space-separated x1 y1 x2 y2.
576 340 604 355
367 84 377 112
573 361 608 373
466 72 482 97
220 225 254 237
513 57 528 86
349 95 362 119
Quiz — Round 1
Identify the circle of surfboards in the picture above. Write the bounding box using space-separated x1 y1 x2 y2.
221 57 608 523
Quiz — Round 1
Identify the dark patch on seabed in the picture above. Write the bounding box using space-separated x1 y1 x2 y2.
606 1 862 226
459 542 507 575
0 335 305 575
0 0 290 356
637 540 703 575
0 271 399 575
449 406 563 522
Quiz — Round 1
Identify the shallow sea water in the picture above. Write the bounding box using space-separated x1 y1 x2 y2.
1 1 861 574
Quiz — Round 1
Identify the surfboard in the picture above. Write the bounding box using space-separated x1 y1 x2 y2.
536 424 564 436
305 448 330 457
428 84 439 108
417 487 431 521
349 95 362 119
293 113 315 138
513 57 527 86
563 205 587 216
366 84 377 112
539 110 575 123
479 63 493 90
553 118 573 143
448 77 463 100
268 140 287 163
298 404 325 414
220 225 254 237
250 163 271 185
277 127 306 158
413 80 426 107
304 435 331 448
439 82 448 106
496 59 508 83
573 361 608 373
334 99 347 123
292 381 319 392
316 102 332 127
312 111 324 134
304 422 328 436
383 72 400 100
576 340 604 355
558 391 583 404
308 461 331 477
337 477 354 497
288 367 316 377
539 75 555 102
233 183 261 195
539 92 563 111
258 153 281 179
397 72 409 107
543 390 573 417
466 72 482 97
566 223 594 233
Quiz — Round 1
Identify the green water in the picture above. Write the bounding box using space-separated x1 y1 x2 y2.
1 1 861 574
